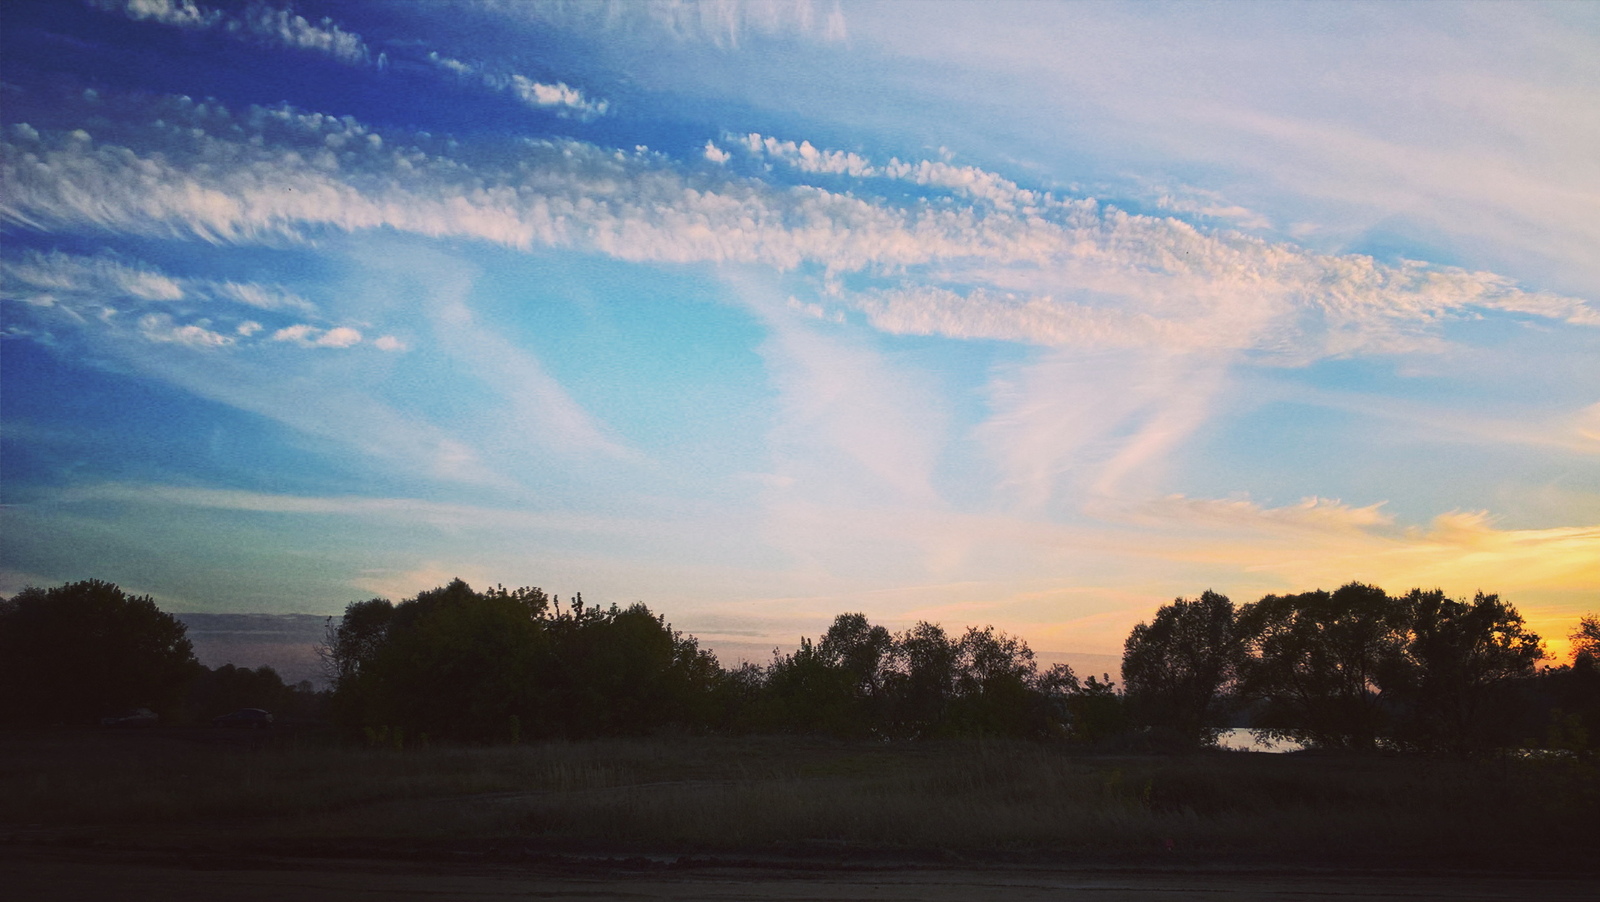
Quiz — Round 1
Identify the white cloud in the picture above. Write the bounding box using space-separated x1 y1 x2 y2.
1153 186 1272 231
138 312 232 348
427 52 476 78
3 94 1593 372
269 323 316 344
271 323 362 348
854 286 1181 349
427 53 610 120
316 325 362 347
703 141 731 164
103 0 221 29
373 334 407 352
501 75 610 119
93 0 374 66
1130 494 1396 534
489 0 849 49
0 248 367 356
739 133 876 177
216 281 317 313
2 250 184 304
1 250 317 316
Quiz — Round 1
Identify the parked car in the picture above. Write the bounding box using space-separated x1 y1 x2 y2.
212 708 273 729
100 708 158 728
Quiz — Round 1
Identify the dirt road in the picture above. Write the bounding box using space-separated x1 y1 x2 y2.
6 846 1593 901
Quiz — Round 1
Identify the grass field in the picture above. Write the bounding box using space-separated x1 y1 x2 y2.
1 729 1594 872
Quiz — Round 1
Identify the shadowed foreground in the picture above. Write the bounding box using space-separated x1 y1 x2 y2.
2 730 1594 899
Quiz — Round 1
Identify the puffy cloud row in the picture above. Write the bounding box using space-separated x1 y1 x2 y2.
727 132 1043 211
4 94 1593 364
483 0 850 49
0 248 401 353
428 52 610 120
92 0 375 66
734 134 874 177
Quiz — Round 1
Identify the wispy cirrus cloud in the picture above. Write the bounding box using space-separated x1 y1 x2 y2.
7 94 1592 512
0 248 406 351
426 52 610 120
2 248 312 313
5 98 1590 371
483 0 849 49
91 0 376 66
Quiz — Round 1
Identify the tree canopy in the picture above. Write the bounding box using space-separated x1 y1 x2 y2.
0 579 199 725
1122 590 1242 747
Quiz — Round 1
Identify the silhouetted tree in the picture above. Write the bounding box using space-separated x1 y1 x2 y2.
325 580 723 741
884 621 959 737
360 579 550 741
321 597 394 687
1237 582 1407 750
546 596 721 736
819 613 894 702
186 663 294 723
951 625 1038 736
1033 662 1080 737
766 613 892 736
1387 589 1544 755
1122 590 1242 747
1573 614 1600 668
0 579 199 725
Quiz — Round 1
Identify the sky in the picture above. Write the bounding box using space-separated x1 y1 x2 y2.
2 0 1597 664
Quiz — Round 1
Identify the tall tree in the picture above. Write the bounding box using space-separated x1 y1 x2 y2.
321 597 395 687
818 612 893 701
1122 590 1242 746
884 621 958 737
1237 582 1408 751
0 580 199 725
765 613 893 736
1389 589 1543 754
343 579 550 741
548 598 721 736
951 625 1038 736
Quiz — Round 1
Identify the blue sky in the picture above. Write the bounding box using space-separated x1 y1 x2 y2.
2 0 1596 662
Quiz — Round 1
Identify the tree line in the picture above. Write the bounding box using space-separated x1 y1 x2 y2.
2 577 1597 755
0 579 320 727
1121 585 1595 755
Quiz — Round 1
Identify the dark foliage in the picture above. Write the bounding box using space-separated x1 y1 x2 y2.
1237 582 1408 751
0 579 199 725
1384 589 1544 754
323 579 718 741
761 615 1102 740
11 577 1591 759
1122 590 1242 747
1573 614 1600 668
185 663 326 725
